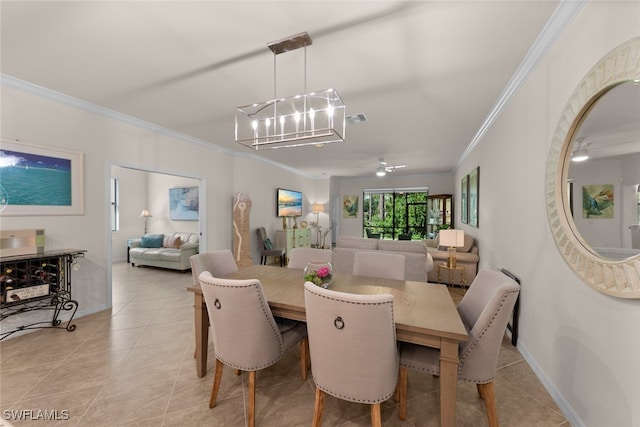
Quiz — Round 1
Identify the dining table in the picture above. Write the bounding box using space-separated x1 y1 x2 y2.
186 264 468 427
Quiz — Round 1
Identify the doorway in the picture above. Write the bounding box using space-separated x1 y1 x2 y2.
107 163 205 308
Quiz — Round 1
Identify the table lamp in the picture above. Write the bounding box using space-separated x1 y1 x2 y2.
439 229 464 268
312 204 324 247
140 209 152 234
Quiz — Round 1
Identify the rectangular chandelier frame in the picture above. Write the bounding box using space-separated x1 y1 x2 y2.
235 32 346 150
235 88 345 149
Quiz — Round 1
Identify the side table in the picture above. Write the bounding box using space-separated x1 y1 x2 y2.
437 263 466 289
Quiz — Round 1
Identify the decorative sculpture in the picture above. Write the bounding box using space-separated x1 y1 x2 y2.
232 192 253 268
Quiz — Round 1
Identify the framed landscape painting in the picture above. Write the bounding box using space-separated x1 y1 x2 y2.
0 139 84 216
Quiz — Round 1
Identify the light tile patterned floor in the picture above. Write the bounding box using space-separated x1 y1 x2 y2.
0 262 570 426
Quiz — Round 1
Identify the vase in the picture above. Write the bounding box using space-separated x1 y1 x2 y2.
303 261 333 288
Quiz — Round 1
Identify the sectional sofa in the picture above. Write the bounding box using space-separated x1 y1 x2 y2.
332 236 434 282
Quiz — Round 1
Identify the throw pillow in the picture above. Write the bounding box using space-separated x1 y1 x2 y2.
264 238 274 250
168 235 182 248
140 235 164 248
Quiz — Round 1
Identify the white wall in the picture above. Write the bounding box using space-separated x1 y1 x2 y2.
456 2 640 426
0 83 323 322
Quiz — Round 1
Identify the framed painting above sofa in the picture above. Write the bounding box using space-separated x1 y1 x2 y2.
169 187 199 220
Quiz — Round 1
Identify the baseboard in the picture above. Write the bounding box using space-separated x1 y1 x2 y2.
517 341 584 427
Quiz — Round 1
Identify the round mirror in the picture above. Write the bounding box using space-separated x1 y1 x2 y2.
569 81 640 261
546 37 640 298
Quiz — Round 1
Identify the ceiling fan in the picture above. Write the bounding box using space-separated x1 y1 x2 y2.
376 158 408 176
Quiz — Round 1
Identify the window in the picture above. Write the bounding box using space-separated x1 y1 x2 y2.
363 188 428 240
111 178 119 231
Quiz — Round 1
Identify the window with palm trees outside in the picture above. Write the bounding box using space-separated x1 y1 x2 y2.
363 189 428 240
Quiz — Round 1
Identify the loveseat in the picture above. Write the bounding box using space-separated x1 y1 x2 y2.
332 236 433 282
129 232 199 271
425 234 479 285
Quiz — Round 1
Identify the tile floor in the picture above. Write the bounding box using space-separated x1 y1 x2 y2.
0 262 570 426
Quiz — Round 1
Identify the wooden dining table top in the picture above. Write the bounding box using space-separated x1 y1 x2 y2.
188 264 468 345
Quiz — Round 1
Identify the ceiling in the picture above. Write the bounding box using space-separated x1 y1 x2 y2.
1 1 569 178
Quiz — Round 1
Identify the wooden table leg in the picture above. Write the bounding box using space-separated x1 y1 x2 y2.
193 293 209 378
439 339 459 427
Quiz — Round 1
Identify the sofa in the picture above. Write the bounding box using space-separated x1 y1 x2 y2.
129 232 199 271
332 236 434 282
425 234 479 285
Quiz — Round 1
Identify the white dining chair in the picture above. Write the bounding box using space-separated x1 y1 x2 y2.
199 272 309 427
287 247 333 269
304 281 398 427
398 269 520 426
352 251 406 281
189 250 238 286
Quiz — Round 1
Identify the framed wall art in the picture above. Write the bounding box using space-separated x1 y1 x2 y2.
169 186 199 220
461 175 468 224
469 167 479 227
582 184 614 218
343 195 358 218
0 139 84 216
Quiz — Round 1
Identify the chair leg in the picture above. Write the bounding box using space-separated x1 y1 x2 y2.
248 370 256 427
209 359 224 408
398 366 408 420
371 403 382 427
478 382 499 427
477 383 485 399
300 337 309 380
312 387 325 427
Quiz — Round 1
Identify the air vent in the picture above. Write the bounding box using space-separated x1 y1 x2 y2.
346 113 367 124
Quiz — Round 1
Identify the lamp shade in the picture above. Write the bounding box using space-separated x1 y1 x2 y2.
140 209 152 218
439 229 464 247
312 204 324 214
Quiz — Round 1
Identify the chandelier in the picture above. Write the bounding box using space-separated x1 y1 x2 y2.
235 32 346 150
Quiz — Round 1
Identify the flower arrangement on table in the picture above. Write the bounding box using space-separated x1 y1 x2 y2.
304 263 333 288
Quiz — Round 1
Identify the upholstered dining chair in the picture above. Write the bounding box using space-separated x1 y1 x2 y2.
199 272 309 427
398 269 520 426
287 247 333 269
352 251 406 281
189 250 238 286
256 227 285 266
303 281 398 427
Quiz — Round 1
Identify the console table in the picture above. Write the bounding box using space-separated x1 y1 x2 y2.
0 249 86 340
275 228 311 263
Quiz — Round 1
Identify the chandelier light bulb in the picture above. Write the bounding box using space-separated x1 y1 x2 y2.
294 111 301 123
327 105 334 117
251 120 258 130
309 108 315 119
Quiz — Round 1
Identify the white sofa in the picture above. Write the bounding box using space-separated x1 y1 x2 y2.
332 236 433 282
129 232 199 271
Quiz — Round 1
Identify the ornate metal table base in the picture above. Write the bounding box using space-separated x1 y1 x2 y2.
1 249 85 341
0 291 78 340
